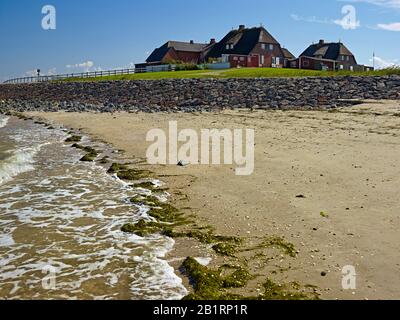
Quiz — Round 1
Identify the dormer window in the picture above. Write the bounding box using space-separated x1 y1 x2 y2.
226 44 234 50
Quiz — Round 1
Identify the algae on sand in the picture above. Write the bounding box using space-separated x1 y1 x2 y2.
65 135 82 143
181 257 313 300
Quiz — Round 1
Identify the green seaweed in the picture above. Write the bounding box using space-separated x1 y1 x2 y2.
181 258 314 300
181 257 242 300
212 243 239 257
121 220 164 237
99 156 109 164
107 163 128 174
106 162 152 180
262 236 297 258
148 203 185 223
222 267 253 288
71 143 99 162
65 135 82 143
72 144 97 154
133 181 157 190
258 279 311 300
117 169 151 181
80 152 98 162
320 211 329 218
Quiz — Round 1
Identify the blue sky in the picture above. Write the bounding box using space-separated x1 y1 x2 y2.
0 0 399 81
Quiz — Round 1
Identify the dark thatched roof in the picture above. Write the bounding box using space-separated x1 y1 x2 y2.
146 41 208 63
282 48 295 59
206 26 280 59
299 41 355 62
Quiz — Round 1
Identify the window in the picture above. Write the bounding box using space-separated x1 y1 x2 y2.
350 66 354 71
260 55 265 65
275 57 280 65
233 56 238 61
240 57 245 61
261 43 266 50
341 55 345 61
339 64 344 70
346 56 350 61
269 44 274 50
303 60 310 67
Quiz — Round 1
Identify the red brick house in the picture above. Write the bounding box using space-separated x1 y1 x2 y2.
141 40 216 66
205 25 291 68
282 47 295 68
290 40 373 71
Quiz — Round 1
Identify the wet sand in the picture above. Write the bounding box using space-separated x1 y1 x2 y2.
27 100 400 300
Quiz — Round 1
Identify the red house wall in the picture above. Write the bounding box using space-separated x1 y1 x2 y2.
161 49 201 64
176 51 202 64
161 49 179 63
291 57 335 71
229 55 259 68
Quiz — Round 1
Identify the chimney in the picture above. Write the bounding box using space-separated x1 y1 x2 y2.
190 40 194 44
210 38 216 45
239 25 245 31
319 39 325 45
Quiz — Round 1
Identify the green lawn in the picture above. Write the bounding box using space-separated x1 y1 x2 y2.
61 67 400 82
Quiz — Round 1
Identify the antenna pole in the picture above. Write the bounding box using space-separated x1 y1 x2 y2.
373 52 375 70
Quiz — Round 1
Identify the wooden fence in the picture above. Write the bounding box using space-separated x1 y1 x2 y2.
3 65 175 84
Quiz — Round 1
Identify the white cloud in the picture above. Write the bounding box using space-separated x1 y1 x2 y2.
46 68 57 75
377 22 400 31
291 12 361 30
343 0 400 9
25 68 57 77
333 18 361 29
290 14 332 24
370 56 399 69
66 61 95 72
110 61 136 70
25 70 38 77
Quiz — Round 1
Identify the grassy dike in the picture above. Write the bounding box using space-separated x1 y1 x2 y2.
6 111 320 300
61 67 400 82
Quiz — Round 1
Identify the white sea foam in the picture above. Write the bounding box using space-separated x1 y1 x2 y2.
0 144 45 185
0 117 9 129
0 234 15 247
0 122 188 299
194 257 212 266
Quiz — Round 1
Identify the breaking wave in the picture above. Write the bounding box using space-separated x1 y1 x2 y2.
0 117 9 129
0 144 45 185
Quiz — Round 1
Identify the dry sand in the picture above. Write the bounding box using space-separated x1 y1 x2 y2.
27 100 400 300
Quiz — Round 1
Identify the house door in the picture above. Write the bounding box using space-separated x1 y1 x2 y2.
260 55 265 66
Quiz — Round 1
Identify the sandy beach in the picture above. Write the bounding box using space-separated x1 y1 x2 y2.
26 100 400 300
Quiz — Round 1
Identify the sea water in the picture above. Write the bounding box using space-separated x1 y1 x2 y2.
0 115 187 300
